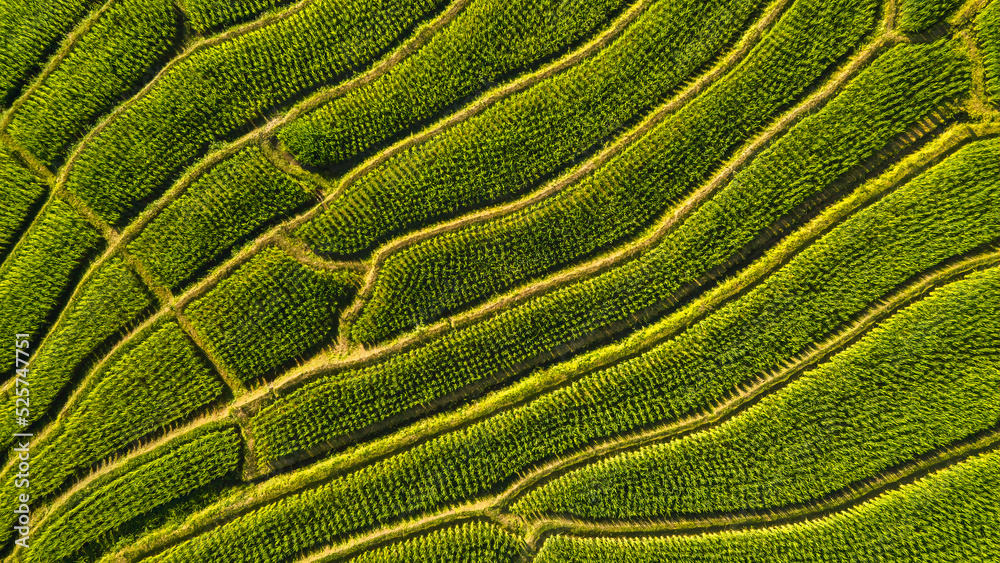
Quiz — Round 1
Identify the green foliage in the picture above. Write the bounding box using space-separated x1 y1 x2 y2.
26 423 241 563
63 0 448 226
347 522 524 563
897 0 963 33
354 39 968 344
126 146 314 290
0 0 101 103
292 0 769 256
182 0 293 34
0 146 46 261
212 138 1000 563
278 0 631 168
978 0 1000 105
246 41 979 466
6 0 178 166
0 199 101 360
185 248 360 384
0 320 224 546
514 267 1000 517
0 256 153 447
533 447 1000 562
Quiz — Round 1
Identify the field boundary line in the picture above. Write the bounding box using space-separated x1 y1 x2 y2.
108 122 990 563
294 500 500 563
275 235 368 274
173 312 248 398
492 250 1000 509
0 133 56 184
519 428 1000 551
118 244 249 398
333 0 794 327
260 138 337 196
260 25 897 399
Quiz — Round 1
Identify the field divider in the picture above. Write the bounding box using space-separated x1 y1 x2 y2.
173 312 248 398
0 133 56 185
103 117 992 563
0 332 234 563
331 0 794 329
964 29 992 116
258 25 897 401
283 249 997 561
491 249 1000 511
260 137 337 197
518 428 1000 552
294 500 501 563
274 234 368 274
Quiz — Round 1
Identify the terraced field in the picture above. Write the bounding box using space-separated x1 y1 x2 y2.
0 0 997 560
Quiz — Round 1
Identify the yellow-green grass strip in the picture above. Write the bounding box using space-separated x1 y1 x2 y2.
0 144 47 262
0 199 101 375
0 256 154 449
184 247 361 385
0 0 103 103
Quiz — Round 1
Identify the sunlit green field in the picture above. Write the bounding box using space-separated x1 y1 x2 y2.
0 0 998 560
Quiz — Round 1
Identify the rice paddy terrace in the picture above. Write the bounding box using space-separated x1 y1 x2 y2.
0 0 998 560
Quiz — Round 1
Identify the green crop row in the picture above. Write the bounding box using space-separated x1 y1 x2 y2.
25 423 241 563
126 146 314 291
184 247 360 384
292 0 770 255
248 38 972 463
6 0 177 166
979 0 1000 105
182 0 295 34
896 0 963 33
0 0 101 103
514 267 1000 518
278 0 631 168
346 522 523 563
0 199 101 364
354 38 969 344
161 135 1000 563
64 0 449 226
0 146 46 261
0 256 153 448
533 447 1000 562
0 320 224 545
